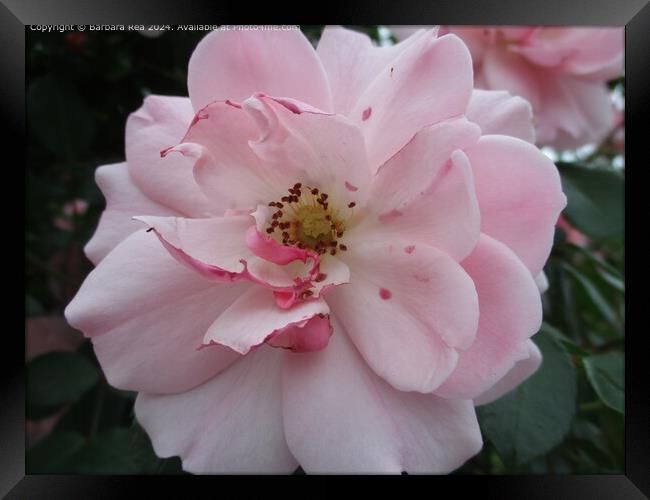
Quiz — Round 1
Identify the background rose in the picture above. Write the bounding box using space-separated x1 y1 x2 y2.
393 26 623 151
26 26 624 475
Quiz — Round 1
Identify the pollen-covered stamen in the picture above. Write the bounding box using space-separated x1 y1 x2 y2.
265 184 355 255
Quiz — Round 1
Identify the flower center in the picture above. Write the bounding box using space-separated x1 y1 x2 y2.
265 183 354 256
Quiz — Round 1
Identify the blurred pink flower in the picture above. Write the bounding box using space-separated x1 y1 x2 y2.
66 27 565 473
395 26 623 149
557 214 589 247
53 199 88 232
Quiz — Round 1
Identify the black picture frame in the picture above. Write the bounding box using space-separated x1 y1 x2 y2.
9 0 647 497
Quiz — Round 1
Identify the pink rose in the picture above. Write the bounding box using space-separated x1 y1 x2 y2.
396 26 623 149
65 27 566 473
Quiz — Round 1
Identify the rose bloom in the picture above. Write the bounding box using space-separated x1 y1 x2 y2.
396 26 623 150
65 27 566 473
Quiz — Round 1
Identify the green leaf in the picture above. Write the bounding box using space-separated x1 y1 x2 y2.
61 425 185 474
25 294 45 316
557 163 624 240
27 431 87 473
27 351 100 413
477 330 577 466
596 269 625 293
562 262 619 328
541 322 589 357
128 421 162 474
27 74 95 159
65 428 140 474
583 353 624 414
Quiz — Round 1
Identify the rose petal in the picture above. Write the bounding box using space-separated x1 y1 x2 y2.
188 28 332 112
282 320 482 473
125 95 217 216
85 163 176 265
365 120 481 261
536 74 614 149
327 237 479 393
435 234 543 400
351 33 474 170
482 47 542 110
474 339 543 406
268 314 333 352
535 271 549 294
466 89 535 143
65 231 247 394
173 100 280 210
465 135 566 276
202 285 330 354
136 346 297 473
134 215 253 278
316 26 429 115
241 94 372 207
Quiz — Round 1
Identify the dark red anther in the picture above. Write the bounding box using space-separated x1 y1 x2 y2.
348 202 356 208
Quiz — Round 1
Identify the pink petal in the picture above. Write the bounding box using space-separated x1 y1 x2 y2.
444 27 489 64
536 74 614 149
134 215 253 278
535 271 549 294
282 320 482 473
465 135 566 276
326 237 479 393
187 28 332 112
172 100 280 209
515 28 623 79
365 120 481 261
65 231 247 394
245 223 316 266
466 89 535 143
125 95 217 216
351 33 474 170
136 346 298 473
268 314 333 353
482 46 542 110
202 286 330 354
474 339 542 405
85 163 176 265
435 234 543 399
316 26 429 115
135 214 337 305
241 95 372 206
